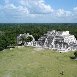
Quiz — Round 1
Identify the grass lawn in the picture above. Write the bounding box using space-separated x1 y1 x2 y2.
0 46 77 77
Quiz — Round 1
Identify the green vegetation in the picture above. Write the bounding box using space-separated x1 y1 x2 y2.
74 51 77 58
25 36 33 42
0 23 77 77
0 35 8 51
0 23 77 50
0 47 77 77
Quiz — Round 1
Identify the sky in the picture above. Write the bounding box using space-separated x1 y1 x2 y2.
0 0 77 23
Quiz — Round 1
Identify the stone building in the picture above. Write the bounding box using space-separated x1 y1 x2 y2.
17 30 77 52
17 33 35 46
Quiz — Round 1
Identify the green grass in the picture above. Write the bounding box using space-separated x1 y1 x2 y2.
0 46 77 77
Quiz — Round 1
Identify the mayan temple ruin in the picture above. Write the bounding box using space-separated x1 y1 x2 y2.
17 30 77 52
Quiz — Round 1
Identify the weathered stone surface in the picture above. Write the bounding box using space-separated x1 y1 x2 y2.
17 33 35 46
17 30 77 52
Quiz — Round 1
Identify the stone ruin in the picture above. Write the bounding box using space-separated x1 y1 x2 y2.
17 33 35 46
17 30 77 52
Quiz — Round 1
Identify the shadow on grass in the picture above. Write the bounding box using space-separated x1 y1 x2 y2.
70 56 75 59
70 56 77 61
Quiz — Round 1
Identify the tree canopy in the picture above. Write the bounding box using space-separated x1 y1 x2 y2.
0 23 77 51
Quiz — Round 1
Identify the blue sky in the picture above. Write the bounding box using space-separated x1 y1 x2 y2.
0 0 77 23
46 0 77 10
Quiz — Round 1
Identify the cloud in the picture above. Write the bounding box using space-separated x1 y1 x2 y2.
0 3 29 17
3 0 53 14
73 7 77 11
73 7 77 14
0 0 54 18
72 7 77 19
4 4 16 9
0 0 77 23
55 9 71 17
19 0 53 14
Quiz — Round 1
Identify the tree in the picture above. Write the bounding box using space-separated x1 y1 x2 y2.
74 51 77 58
0 35 8 51
25 36 33 42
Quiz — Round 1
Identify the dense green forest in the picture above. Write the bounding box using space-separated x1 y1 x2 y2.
0 23 77 51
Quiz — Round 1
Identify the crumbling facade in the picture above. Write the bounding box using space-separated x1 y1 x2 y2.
17 33 35 46
17 30 77 52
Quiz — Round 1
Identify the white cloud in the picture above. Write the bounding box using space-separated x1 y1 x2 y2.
0 0 77 23
4 4 16 9
19 0 53 14
55 9 71 17
0 0 53 18
73 7 77 15
73 7 77 11
72 7 77 18
0 4 29 17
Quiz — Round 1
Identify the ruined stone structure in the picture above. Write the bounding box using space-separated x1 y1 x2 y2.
17 33 35 46
17 30 77 52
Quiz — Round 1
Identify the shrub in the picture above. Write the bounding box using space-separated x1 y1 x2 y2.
0 35 8 51
74 51 77 58
25 36 33 42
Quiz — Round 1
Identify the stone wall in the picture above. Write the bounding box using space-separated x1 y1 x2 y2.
17 30 77 52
